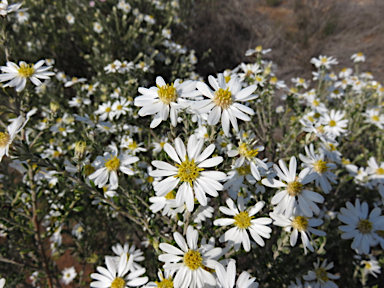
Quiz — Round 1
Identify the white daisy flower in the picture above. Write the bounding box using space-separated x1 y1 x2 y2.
270 211 326 254
145 270 175 288
89 145 139 189
150 134 226 212
149 190 179 217
66 13 75 24
338 198 384 255
351 52 366 63
213 196 272 252
299 144 337 194
112 242 145 272
0 110 36 161
95 101 115 121
135 76 200 128
237 63 262 82
363 108 384 129
90 253 148 288
0 278 4 288
215 260 259 288
227 140 268 181
93 21 103 33
120 136 147 155
245 45 271 56
0 0 22 16
193 73 257 136
61 266 77 285
292 77 310 89
310 55 338 69
320 110 348 137
361 256 381 278
303 258 340 288
0 60 54 92
366 157 384 188
158 225 222 288
262 156 324 218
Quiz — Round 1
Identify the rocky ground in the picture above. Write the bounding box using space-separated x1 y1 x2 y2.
179 0 384 84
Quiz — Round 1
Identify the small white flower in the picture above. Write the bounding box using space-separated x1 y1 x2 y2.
361 256 381 278
61 266 77 285
0 60 54 92
215 260 259 288
0 0 22 16
66 13 75 24
303 258 340 288
320 110 348 137
262 156 324 218
90 253 148 288
299 144 337 194
93 21 103 33
150 134 226 212
158 226 222 288
193 73 258 137
338 198 384 255
214 196 272 252
0 110 36 161
135 76 200 128
112 242 145 272
310 55 338 69
89 145 139 189
351 52 366 63
270 212 326 254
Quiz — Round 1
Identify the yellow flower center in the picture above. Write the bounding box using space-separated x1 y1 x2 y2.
357 52 364 57
165 191 176 200
183 250 203 270
292 216 308 232
53 151 61 158
156 278 174 288
287 181 303 196
329 120 337 127
18 63 35 78
147 176 154 183
357 219 372 234
105 156 120 172
315 268 329 283
236 165 251 176
128 141 138 150
158 83 178 105
255 45 262 52
117 105 123 110
341 158 351 165
0 132 10 148
111 277 125 288
270 77 277 84
59 127 66 132
175 156 204 186
105 107 112 113
321 58 328 64
312 100 320 107
234 211 252 229
371 115 379 122
363 261 372 269
314 159 328 174
238 143 259 159
66 273 70 278
376 168 384 175
213 87 233 109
